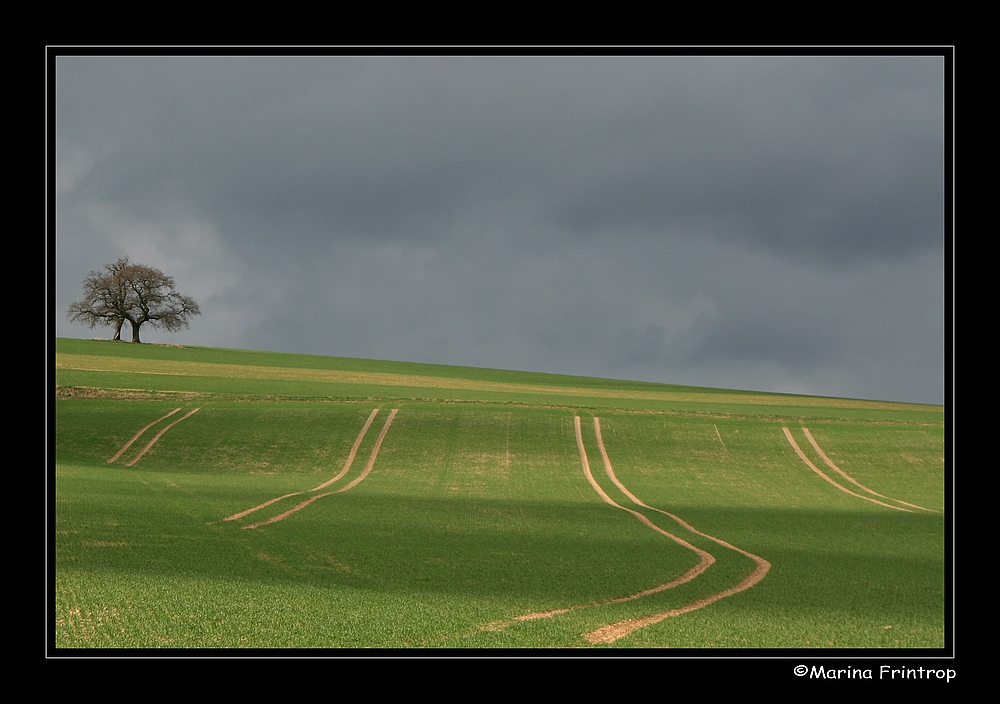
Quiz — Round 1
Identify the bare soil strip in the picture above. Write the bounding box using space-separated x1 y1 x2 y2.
311 408 380 491
242 493 333 530
782 427 910 512
223 493 304 522
594 419 763 557
516 556 716 623
581 418 771 644
584 572 768 644
108 408 182 463
578 417 714 566
802 427 931 512
59 352 937 412
241 409 399 529
334 409 398 493
714 424 728 454
226 409 378 523
511 418 716 624
123 408 200 467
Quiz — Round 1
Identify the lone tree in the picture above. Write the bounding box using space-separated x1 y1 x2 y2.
67 257 201 343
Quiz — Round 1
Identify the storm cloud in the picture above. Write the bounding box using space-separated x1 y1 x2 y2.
55 53 947 404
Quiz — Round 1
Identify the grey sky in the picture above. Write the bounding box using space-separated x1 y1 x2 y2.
54 53 947 404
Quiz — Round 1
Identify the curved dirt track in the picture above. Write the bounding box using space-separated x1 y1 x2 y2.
226 409 381 522
801 427 931 512
783 427 910 512
581 417 770 644
124 408 200 467
494 417 714 629
714 424 728 454
243 493 333 530
234 409 398 529
335 409 398 494
509 418 768 644
312 408 380 491
108 408 181 463
224 493 303 522
575 416 715 576
584 566 770 644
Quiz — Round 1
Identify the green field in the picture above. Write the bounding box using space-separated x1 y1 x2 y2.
53 338 946 649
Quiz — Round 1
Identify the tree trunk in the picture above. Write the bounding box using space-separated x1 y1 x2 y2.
113 319 123 341
131 320 142 343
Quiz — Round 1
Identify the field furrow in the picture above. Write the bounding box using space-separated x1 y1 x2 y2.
107 407 181 463
232 408 398 529
579 417 770 644
312 408 380 491
801 427 933 512
783 427 910 512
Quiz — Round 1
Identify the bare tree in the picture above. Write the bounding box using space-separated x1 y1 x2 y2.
66 257 133 341
67 257 201 343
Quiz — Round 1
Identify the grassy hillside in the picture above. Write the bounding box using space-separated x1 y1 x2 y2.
53 338 946 649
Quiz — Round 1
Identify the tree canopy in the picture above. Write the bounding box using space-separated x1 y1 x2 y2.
67 257 201 343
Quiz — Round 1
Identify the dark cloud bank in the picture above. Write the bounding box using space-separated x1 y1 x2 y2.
55 55 946 404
